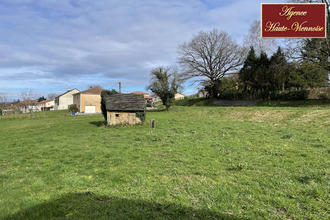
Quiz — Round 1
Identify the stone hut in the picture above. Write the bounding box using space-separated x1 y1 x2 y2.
106 93 145 126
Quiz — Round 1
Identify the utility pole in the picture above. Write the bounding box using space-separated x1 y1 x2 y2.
119 82 121 94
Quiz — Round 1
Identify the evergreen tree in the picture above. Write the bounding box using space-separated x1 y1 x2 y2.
37 96 46 102
255 51 270 98
239 47 258 98
301 38 329 72
239 47 271 99
287 39 329 89
269 47 290 92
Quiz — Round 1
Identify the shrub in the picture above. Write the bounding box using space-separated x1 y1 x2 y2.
101 89 118 121
307 87 330 99
275 90 308 100
218 90 243 100
68 104 79 113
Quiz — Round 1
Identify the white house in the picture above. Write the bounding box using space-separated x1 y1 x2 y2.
150 94 161 102
17 100 39 113
174 93 185 100
54 88 80 110
36 99 55 111
198 89 208 98
151 93 185 102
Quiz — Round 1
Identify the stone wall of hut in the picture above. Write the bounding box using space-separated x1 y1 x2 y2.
107 111 142 126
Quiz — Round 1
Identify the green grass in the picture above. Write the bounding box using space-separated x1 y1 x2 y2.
256 99 330 107
174 97 330 108
174 97 216 106
0 106 329 219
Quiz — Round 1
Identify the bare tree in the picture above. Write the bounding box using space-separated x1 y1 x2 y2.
177 29 246 98
19 89 37 113
47 93 59 100
19 89 33 101
285 0 330 69
0 93 8 116
88 84 103 89
244 20 277 56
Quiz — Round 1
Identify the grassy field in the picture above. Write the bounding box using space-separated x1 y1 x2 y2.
173 97 330 107
0 105 329 219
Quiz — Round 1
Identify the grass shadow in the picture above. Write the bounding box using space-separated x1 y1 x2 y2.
4 192 246 220
89 121 107 127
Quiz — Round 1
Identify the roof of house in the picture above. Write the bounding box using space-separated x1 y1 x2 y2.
106 94 145 112
18 100 38 106
6 104 18 109
78 87 103 95
56 88 79 99
38 99 54 104
131 91 149 95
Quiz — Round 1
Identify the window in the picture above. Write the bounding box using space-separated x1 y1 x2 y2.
115 114 119 117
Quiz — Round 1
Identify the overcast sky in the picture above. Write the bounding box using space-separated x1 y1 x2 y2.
0 0 286 101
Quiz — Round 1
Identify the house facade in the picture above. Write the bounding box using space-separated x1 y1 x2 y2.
174 93 185 100
36 99 54 111
198 89 208 98
150 94 161 102
54 88 79 110
106 93 145 126
131 91 151 100
17 100 39 113
150 93 184 102
73 87 103 113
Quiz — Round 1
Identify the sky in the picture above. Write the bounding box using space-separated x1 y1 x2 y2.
0 0 286 101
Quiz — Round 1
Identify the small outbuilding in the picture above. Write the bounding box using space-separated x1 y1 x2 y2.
106 93 145 126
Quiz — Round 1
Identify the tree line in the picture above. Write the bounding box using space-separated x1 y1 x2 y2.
148 1 329 108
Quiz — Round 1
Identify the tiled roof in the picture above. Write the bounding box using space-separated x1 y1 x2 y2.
79 87 103 95
18 100 38 105
131 91 149 95
38 99 54 104
56 88 79 98
106 94 145 112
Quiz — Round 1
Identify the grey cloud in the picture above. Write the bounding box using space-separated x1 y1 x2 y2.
0 0 286 99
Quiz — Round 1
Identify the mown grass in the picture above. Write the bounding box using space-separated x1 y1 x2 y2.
174 97 216 106
0 106 329 219
256 99 330 107
174 97 330 108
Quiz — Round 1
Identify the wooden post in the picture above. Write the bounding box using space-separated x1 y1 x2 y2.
150 119 155 134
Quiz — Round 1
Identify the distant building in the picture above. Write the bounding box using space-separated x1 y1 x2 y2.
17 100 39 113
2 103 18 115
175 93 185 100
54 88 80 110
106 93 145 126
73 87 103 113
131 91 151 100
150 93 185 102
198 89 208 98
150 94 161 102
37 99 54 111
